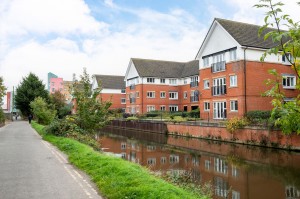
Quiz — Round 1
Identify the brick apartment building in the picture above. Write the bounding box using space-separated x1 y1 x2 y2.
92 75 126 111
196 18 298 120
124 58 199 114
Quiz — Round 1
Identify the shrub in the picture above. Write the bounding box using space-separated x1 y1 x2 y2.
169 116 187 123
226 117 248 133
146 111 161 117
126 116 139 121
170 111 188 118
246 110 271 120
30 97 56 125
189 108 200 118
0 108 5 124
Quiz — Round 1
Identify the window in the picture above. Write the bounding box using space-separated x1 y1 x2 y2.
160 106 166 111
121 98 126 104
190 76 199 87
169 105 178 112
204 80 210 89
213 102 227 119
147 78 155 83
229 49 237 61
282 75 296 89
214 158 228 174
121 153 126 159
169 155 179 164
147 158 156 165
212 77 226 96
203 57 209 67
161 157 166 164
183 91 188 99
121 89 126 93
205 160 211 170
147 145 156 151
136 91 139 98
160 78 165 84
184 78 188 84
52 88 55 92
204 102 210 111
190 90 199 102
121 142 126 150
147 91 155 98
169 79 177 85
147 105 155 112
282 53 294 63
160 91 166 98
212 53 226 72
232 191 240 199
169 92 178 99
232 166 239 177
230 100 238 111
230 75 237 87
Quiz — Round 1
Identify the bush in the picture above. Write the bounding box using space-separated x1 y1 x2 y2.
30 97 56 125
170 111 188 118
246 110 271 120
146 111 161 117
0 108 5 124
126 116 139 121
169 116 187 123
226 117 248 133
122 113 132 118
189 108 200 118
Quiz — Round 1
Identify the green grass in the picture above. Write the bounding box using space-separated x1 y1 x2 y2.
31 121 209 199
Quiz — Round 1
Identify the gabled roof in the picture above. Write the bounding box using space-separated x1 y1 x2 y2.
131 58 199 78
94 75 125 89
216 18 284 49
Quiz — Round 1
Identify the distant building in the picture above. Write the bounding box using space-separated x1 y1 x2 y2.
92 75 126 111
47 72 58 91
49 77 63 94
124 58 199 114
61 81 73 103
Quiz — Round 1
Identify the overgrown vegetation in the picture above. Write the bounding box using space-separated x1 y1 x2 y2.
0 77 6 124
49 91 72 119
30 97 56 125
32 121 209 199
254 0 300 134
226 117 248 133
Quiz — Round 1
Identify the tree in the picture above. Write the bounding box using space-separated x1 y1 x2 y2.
15 73 49 117
254 0 300 134
30 97 56 125
71 68 111 134
50 91 71 118
0 77 6 105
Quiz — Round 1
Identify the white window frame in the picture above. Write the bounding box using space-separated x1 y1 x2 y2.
230 100 238 112
146 105 155 112
230 75 237 87
204 102 210 111
229 49 237 61
147 78 155 83
213 101 227 119
169 79 177 85
205 160 211 170
282 75 296 89
184 78 188 84
203 57 209 67
121 98 126 104
169 92 178 100
160 91 166 98
147 91 155 98
204 79 210 89
169 105 178 112
160 105 166 111
183 91 188 99
160 78 165 84
147 158 156 165
136 91 139 98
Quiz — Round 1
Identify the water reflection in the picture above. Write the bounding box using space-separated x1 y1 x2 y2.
99 127 300 199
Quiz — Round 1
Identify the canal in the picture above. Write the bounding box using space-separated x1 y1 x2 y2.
98 128 300 199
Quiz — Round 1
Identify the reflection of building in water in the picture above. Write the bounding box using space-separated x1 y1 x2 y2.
99 134 300 199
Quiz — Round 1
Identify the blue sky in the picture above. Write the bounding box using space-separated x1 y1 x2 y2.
0 0 299 91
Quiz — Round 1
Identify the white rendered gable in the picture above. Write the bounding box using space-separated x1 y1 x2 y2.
124 59 140 86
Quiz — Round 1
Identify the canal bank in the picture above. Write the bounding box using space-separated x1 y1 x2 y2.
106 120 300 150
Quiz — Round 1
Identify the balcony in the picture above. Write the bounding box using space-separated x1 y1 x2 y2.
190 81 199 88
211 61 226 73
129 84 135 90
130 97 136 104
212 85 227 96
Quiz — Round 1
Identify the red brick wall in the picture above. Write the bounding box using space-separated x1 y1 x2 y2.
167 123 300 150
199 60 299 120
99 93 126 110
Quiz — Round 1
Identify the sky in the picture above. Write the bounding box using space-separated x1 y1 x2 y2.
0 0 299 91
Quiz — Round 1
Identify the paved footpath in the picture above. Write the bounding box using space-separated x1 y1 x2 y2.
0 121 102 199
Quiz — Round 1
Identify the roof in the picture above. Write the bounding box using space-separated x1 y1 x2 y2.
131 58 199 78
215 18 286 49
94 75 125 89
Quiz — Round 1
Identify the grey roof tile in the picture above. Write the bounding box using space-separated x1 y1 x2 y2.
94 75 125 89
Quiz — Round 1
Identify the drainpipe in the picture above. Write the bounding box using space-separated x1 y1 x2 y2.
141 77 144 114
244 47 248 116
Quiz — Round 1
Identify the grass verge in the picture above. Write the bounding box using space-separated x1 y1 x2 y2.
31 121 209 199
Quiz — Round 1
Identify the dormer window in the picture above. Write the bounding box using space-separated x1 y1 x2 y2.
282 53 293 64
203 57 209 67
147 78 155 83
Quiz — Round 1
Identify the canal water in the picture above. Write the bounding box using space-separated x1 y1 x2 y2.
98 128 300 199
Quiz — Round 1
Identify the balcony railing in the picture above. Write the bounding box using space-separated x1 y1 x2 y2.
190 81 199 88
190 96 199 102
211 61 226 73
130 98 136 103
212 85 227 96
129 84 135 90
